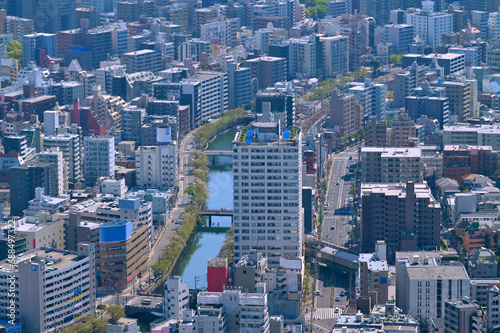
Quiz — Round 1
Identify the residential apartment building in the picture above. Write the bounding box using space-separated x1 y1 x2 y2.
443 124 500 151
320 35 349 78
405 3 453 47
228 63 252 109
388 112 419 147
345 79 387 120
430 80 471 122
193 290 270 333
163 276 189 320
442 145 499 182
381 24 414 54
121 49 163 73
5 16 34 40
232 123 303 267
84 136 115 185
364 117 387 147
444 298 483 333
38 147 65 196
361 182 440 260
135 128 177 190
99 220 149 291
329 88 362 139
361 147 422 183
122 105 145 144
0 244 96 332
44 133 82 182
180 71 228 128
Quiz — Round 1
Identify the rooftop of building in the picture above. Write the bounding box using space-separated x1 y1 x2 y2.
359 253 388 272
0 246 87 273
361 183 436 201
234 124 299 145
362 147 422 158
407 264 468 280
443 124 500 133
101 219 130 228
123 49 157 56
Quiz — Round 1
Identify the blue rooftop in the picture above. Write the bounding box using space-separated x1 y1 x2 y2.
246 130 254 144
283 130 290 140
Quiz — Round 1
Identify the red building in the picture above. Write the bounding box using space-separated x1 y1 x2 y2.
443 145 499 182
207 257 229 292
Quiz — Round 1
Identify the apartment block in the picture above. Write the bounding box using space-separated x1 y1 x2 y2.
430 80 471 122
359 241 390 304
84 136 115 186
442 145 499 182
381 24 414 54
0 244 96 332
364 117 387 147
405 4 452 47
232 123 302 267
345 79 387 120
443 124 500 151
44 133 82 182
361 182 440 260
361 147 422 183
163 276 189 320
241 56 287 90
121 49 163 73
444 298 483 333
329 88 362 139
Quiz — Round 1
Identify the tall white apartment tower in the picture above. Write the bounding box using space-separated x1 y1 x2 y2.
38 147 66 195
43 110 59 136
83 136 115 185
232 122 303 267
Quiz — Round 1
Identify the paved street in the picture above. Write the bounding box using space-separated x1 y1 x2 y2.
321 145 359 247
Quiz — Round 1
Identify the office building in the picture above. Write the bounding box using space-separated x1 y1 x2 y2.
0 244 96 332
122 105 145 144
405 3 453 47
100 220 149 291
56 29 85 56
329 88 362 139
255 89 295 129
232 122 302 267
381 24 414 54
361 182 440 260
44 133 82 182
9 162 55 216
194 8 216 36
19 0 75 33
135 128 177 190
242 56 287 90
442 145 499 182
406 83 449 128
359 241 390 304
396 252 470 329
361 147 422 183
180 71 228 128
38 147 65 196
75 8 99 29
22 33 57 67
328 0 350 18
85 28 112 69
334 13 369 71
84 136 115 186
163 276 189 320
121 49 163 73
290 37 317 78
116 1 140 22
471 11 489 39
228 62 252 109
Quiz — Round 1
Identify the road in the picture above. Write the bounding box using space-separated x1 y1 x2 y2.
321 145 359 247
97 132 196 303
312 266 350 323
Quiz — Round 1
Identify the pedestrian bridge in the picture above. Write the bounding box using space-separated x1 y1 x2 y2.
204 150 233 156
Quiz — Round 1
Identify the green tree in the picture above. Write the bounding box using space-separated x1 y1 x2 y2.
350 182 357 197
6 40 22 65
107 305 125 324
389 54 402 65
315 4 327 19
62 316 107 333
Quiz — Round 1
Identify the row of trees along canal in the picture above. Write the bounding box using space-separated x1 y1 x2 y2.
148 108 249 293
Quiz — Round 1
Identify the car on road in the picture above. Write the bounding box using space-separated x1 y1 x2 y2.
336 182 339 185
315 290 321 296
334 307 339 313
349 156 352 160
335 296 340 302
330 226 335 230
340 291 345 297
175 220 181 224
142 299 152 305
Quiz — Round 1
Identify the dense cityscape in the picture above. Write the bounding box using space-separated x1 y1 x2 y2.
0 0 499 332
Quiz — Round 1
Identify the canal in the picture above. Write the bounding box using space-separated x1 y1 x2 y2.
174 128 236 289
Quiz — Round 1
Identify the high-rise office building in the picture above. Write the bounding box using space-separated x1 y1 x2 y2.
9 162 55 216
84 136 115 185
381 24 414 54
228 62 252 109
232 122 302 267
360 182 440 260
22 33 57 67
16 0 75 33
85 28 112 69
0 243 96 332
320 35 349 77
